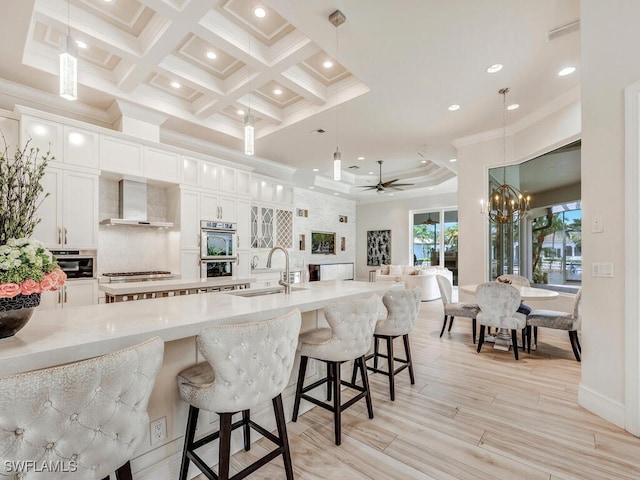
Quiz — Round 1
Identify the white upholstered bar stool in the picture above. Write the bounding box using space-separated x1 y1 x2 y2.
362 287 421 401
291 295 379 446
0 336 164 480
177 309 301 480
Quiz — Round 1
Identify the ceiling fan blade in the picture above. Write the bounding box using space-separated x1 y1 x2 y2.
380 179 400 187
386 182 414 187
358 185 379 190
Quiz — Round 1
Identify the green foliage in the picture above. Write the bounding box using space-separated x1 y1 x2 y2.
0 138 52 245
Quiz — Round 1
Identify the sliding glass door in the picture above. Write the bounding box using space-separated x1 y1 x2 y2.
412 209 458 284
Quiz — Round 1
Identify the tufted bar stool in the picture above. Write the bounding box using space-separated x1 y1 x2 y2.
291 295 379 446
360 287 421 401
0 336 164 480
177 309 301 480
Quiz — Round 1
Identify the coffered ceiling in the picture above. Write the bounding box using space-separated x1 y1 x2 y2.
0 0 581 201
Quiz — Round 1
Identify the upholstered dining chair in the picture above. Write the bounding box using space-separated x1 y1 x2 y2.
436 275 480 343
475 282 527 360
526 288 582 361
0 336 164 480
177 309 301 480
292 295 379 446
362 287 422 400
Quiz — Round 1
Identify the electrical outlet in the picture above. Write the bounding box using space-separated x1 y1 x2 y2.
149 416 167 446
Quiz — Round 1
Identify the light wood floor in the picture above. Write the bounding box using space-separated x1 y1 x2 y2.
199 299 640 480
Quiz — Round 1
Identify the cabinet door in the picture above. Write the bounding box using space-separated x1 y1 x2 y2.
21 116 62 162
32 168 63 248
62 171 98 248
181 250 201 280
38 289 61 311
236 171 251 196
260 206 274 249
144 146 180 182
236 251 250 279
218 165 236 193
251 205 260 249
237 199 251 251
180 190 200 250
99 135 143 175
64 281 98 308
63 126 99 169
200 162 219 190
181 156 200 186
218 196 236 222
200 193 219 221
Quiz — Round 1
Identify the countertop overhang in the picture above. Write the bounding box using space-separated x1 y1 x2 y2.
0 280 400 376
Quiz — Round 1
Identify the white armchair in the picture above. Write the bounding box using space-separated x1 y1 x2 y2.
375 265 453 301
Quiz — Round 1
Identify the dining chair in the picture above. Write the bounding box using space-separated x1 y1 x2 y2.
476 282 527 360
526 288 582 361
436 275 480 343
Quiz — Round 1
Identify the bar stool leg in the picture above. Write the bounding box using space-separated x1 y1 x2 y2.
218 413 233 480
179 405 200 480
373 337 380 368
114 463 133 480
386 336 395 401
292 355 308 422
332 362 342 445
242 409 251 451
402 334 415 385
359 355 374 419
326 360 333 401
273 394 294 480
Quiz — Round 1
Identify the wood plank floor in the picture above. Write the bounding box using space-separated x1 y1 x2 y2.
197 298 640 480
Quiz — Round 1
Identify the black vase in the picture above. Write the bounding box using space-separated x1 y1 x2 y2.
0 293 41 339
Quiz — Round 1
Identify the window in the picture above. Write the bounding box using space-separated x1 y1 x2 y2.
412 209 458 284
532 203 581 285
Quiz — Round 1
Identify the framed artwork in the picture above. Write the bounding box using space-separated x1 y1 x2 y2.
311 231 336 254
367 230 391 266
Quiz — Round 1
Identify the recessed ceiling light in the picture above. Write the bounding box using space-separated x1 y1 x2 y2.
309 186 315 189
507 103 520 110
312 168 319 172
558 66 576 77
273 88 283 95
486 64 503 73
323 60 333 69
357 156 365 160
449 158 457 163
170 81 181 89
237 109 245 115
448 104 460 111
389 193 394 196
368 172 374 175
334 193 339 196
420 160 427 164
206 51 217 60
428 187 434 191
253 6 267 18
103 0 113 3
76 40 88 49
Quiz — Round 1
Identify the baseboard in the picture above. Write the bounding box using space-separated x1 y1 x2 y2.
578 382 626 430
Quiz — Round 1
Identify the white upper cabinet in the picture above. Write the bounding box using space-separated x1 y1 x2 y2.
20 116 62 162
181 156 200 186
144 145 180 182
32 167 98 249
218 165 236 194
63 126 99 169
236 170 251 197
200 162 219 190
251 177 293 206
99 135 143 176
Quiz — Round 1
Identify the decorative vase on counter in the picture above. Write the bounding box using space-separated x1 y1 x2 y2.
0 292 41 339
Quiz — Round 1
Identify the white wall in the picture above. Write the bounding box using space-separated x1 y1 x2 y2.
355 193 457 281
577 0 640 429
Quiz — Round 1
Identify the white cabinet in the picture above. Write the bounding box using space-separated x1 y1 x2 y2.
251 205 274 249
181 156 200 186
236 170 251 197
63 126 99 169
178 189 200 250
20 116 62 161
251 177 294 206
201 193 236 222
144 146 180 182
180 250 201 281
38 280 98 310
32 168 99 249
99 135 143 175
236 251 250 278
236 199 251 251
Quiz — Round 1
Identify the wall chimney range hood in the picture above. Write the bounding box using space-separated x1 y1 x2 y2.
100 180 173 228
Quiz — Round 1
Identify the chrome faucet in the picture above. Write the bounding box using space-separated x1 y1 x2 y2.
266 246 291 294
251 255 259 269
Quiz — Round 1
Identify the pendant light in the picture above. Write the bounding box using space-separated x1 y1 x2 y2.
487 87 530 224
244 21 255 156
329 10 346 181
59 0 77 101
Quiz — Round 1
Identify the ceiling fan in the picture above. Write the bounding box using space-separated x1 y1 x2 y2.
358 160 414 194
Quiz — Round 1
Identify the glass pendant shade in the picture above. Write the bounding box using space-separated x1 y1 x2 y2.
333 149 341 181
244 114 255 155
59 35 77 101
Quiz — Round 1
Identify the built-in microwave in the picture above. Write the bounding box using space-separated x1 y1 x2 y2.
51 250 96 280
200 221 237 260
201 259 236 279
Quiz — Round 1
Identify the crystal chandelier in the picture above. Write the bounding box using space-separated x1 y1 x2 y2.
487 87 530 224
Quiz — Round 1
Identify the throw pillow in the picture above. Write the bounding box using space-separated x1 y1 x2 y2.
389 265 402 276
380 265 390 275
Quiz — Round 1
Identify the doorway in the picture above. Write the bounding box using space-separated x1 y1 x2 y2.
412 209 458 284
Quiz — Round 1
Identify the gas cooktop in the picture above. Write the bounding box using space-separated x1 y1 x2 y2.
102 271 177 282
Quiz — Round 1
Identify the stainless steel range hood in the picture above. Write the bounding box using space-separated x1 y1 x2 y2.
100 180 174 228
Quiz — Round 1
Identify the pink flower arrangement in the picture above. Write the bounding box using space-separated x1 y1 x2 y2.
0 238 66 299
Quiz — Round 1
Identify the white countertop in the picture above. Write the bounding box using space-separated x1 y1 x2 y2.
0 280 399 376
99 277 253 295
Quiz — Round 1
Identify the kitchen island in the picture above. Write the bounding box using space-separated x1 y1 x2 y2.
0 280 400 479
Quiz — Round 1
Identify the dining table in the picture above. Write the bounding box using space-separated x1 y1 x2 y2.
459 283 559 351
